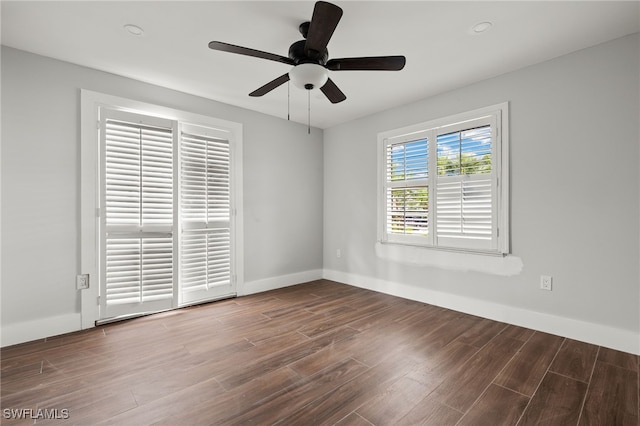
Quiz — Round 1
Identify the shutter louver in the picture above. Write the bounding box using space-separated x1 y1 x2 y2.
142 128 174 225
103 113 174 316
105 122 141 226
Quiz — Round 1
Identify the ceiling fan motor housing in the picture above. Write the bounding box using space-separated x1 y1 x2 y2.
289 39 328 65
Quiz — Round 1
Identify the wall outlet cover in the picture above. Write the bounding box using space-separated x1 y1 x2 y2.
540 275 552 291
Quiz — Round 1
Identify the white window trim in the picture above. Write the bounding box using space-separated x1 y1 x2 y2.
377 102 510 257
80 90 244 329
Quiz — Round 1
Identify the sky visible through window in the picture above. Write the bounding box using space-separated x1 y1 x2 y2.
389 125 491 180
437 126 492 176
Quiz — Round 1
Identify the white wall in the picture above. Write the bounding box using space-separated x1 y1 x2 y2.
323 34 640 354
1 46 324 345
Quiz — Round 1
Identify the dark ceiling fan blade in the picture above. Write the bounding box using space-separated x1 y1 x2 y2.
305 1 343 54
249 73 290 97
326 56 406 71
320 78 346 104
208 41 295 66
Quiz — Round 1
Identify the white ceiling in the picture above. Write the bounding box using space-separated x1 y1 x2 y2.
2 1 639 129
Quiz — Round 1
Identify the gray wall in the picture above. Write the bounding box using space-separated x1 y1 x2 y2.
323 34 639 346
1 46 323 331
2 33 639 352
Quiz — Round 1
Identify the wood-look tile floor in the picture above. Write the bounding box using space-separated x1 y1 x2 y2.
1 280 638 425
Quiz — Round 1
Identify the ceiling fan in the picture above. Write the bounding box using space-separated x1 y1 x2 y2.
208 1 406 104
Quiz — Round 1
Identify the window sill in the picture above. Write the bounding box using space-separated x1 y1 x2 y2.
375 242 523 276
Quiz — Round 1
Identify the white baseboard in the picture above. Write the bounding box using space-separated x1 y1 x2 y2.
240 269 324 296
323 269 640 355
1 313 82 348
5 271 636 355
1 270 323 347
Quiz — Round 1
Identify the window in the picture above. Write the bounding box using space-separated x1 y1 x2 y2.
379 103 509 254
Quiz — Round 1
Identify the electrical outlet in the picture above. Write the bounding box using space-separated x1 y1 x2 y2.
76 274 89 290
540 275 552 291
336 249 341 258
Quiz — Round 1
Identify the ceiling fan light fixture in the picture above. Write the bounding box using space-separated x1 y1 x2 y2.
289 63 328 90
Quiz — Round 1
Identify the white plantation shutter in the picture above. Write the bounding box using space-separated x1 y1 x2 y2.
83 94 242 327
383 135 431 244
436 175 493 247
105 236 173 304
386 187 429 235
104 119 174 227
181 229 231 292
180 126 234 305
101 109 176 318
435 124 496 251
181 131 230 221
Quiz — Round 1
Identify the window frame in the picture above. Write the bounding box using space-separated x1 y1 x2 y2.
377 102 509 255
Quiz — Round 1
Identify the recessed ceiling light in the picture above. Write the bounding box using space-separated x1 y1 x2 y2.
123 24 144 36
471 21 493 34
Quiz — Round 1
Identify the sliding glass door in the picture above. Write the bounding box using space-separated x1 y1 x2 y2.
98 109 236 321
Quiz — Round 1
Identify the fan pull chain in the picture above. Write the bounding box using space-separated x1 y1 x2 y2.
287 80 290 121
308 90 311 134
